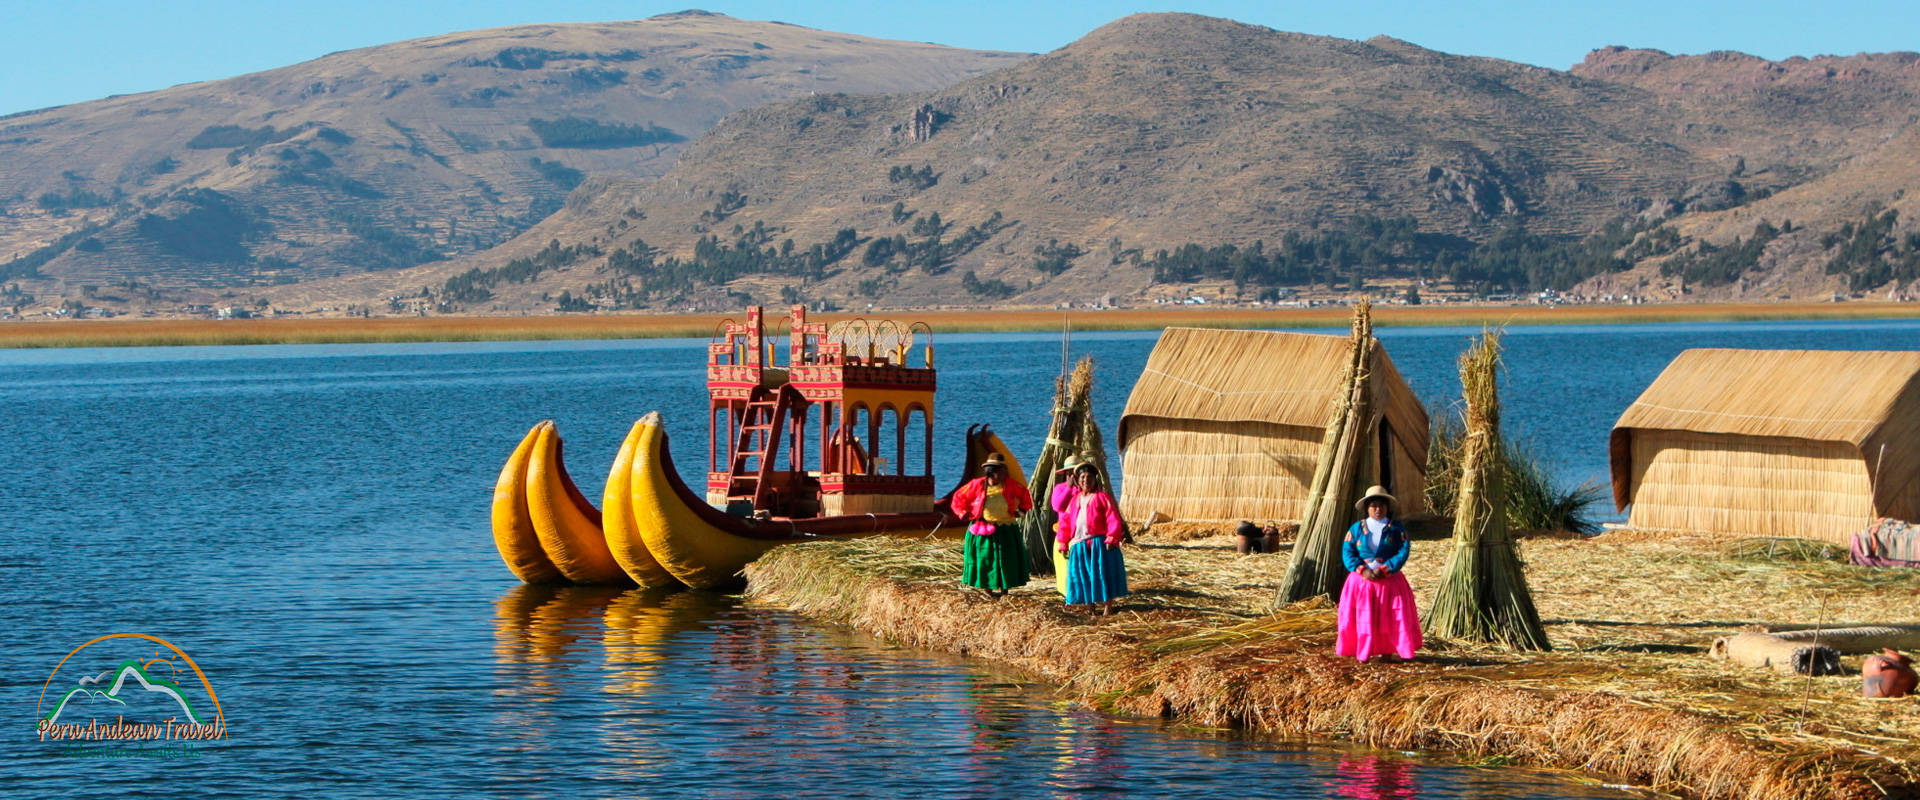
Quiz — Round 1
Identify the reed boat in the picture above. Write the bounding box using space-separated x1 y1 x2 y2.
614 305 1020 588
494 304 1021 589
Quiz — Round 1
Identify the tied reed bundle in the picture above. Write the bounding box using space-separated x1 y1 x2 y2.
1020 357 1109 571
1424 331 1550 650
1276 301 1375 605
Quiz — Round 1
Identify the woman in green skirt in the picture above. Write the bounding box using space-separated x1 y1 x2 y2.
948 454 1033 597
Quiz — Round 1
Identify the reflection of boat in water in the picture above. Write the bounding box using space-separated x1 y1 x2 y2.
602 589 713 694
492 305 1019 589
492 584 629 698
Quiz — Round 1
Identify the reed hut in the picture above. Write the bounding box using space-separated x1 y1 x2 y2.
1610 348 1920 544
1119 328 1428 524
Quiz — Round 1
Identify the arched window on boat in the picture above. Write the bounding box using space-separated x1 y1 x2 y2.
829 402 872 475
902 403 932 477
877 404 901 476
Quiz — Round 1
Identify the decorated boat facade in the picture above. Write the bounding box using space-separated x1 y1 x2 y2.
703 305 940 518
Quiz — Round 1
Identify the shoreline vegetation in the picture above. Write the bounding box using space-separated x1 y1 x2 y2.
745 531 1920 800
4 301 1920 348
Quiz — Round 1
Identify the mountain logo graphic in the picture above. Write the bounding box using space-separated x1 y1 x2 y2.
36 633 226 742
43 658 208 725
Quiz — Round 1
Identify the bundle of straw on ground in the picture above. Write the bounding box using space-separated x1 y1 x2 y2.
746 531 1920 800
1278 301 1376 605
1425 331 1551 650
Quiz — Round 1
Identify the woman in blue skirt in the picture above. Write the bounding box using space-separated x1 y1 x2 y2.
1052 463 1128 615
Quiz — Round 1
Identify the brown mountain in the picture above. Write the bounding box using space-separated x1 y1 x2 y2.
1568 48 1920 301
309 12 1919 314
20 12 1920 316
0 11 1023 307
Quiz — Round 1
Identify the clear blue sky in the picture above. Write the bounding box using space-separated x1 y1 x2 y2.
4 1 1915 116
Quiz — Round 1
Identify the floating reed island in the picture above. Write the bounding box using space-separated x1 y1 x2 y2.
745 530 1920 800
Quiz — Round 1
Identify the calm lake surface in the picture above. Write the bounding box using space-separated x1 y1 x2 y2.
8 317 1919 797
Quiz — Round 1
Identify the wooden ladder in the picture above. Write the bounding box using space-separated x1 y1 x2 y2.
725 386 792 509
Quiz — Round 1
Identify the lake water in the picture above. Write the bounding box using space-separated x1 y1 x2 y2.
8 317 1918 797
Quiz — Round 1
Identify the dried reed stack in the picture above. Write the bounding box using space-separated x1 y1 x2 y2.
1424 331 1550 650
1020 357 1108 571
1276 302 1376 605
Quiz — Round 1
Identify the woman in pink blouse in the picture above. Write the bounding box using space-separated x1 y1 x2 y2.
1052 462 1128 615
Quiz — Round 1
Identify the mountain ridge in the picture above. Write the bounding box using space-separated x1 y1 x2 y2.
0 11 1024 309
11 12 1920 315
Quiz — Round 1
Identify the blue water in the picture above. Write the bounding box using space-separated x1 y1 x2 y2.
7 317 1918 797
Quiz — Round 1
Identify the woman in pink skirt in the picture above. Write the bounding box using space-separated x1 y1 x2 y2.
1335 485 1422 662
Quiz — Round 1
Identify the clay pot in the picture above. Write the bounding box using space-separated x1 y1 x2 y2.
1863 649 1917 698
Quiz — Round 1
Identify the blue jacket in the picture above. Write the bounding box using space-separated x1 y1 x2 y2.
1341 519 1409 572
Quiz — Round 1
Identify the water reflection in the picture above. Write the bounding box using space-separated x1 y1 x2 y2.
492 584 625 684
478 586 1621 799
1045 704 1126 799
603 587 702 694
1333 755 1420 799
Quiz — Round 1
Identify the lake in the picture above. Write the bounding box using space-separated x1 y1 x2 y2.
8 317 1918 797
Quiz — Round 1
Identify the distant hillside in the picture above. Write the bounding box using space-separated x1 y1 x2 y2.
0 11 1023 309
304 13 1919 314
1568 48 1920 301
17 12 1920 317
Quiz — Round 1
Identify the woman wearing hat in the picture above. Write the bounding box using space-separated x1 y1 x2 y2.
949 453 1033 598
1335 485 1422 662
1052 460 1128 615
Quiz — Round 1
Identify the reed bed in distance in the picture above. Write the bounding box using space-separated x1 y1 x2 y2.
10 301 1920 348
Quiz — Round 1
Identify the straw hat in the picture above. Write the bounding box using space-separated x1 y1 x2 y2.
1354 485 1397 513
982 453 1007 472
1058 454 1086 472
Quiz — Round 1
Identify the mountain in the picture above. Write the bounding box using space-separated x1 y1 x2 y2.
17 13 1920 316
304 12 1919 314
0 11 1024 307
1567 47 1920 300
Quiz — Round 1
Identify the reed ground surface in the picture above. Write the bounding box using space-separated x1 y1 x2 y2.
6 302 1920 348
745 528 1920 800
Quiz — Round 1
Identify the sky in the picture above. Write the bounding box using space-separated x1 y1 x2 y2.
3 0 1916 117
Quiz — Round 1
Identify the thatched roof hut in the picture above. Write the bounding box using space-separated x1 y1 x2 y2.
1610 348 1920 543
1118 328 1429 524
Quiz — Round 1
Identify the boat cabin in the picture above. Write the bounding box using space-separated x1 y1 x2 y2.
705 305 937 518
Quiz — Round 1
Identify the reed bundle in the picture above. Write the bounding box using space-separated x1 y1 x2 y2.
1019 357 1109 571
1424 331 1551 650
1276 301 1375 605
